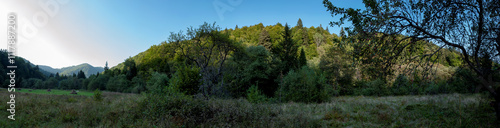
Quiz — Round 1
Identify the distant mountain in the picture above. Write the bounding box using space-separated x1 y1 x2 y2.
39 63 104 77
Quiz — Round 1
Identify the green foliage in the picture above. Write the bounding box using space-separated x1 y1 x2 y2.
146 72 169 94
226 46 275 97
298 48 307 67
123 58 138 80
169 65 201 95
293 18 309 46
59 77 82 90
170 22 237 97
391 75 411 95
106 74 129 92
272 23 299 74
447 68 479 93
44 77 59 89
358 78 390 96
258 29 272 51
246 85 267 103
131 77 146 94
93 89 102 101
320 44 354 95
277 66 332 103
77 70 86 79
88 74 109 91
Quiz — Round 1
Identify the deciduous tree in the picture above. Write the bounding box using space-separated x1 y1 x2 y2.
324 0 500 119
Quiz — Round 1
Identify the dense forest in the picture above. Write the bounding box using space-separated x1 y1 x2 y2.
4 19 494 103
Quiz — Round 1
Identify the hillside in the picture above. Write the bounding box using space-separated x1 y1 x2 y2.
0 50 47 87
111 22 462 74
39 63 104 77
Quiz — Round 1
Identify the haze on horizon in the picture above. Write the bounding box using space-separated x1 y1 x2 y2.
0 0 364 69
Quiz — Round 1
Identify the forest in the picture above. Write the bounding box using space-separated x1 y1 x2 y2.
3 20 486 101
1 0 499 127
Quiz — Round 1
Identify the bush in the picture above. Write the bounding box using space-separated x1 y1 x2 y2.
93 89 102 101
277 66 332 103
246 85 267 103
357 78 390 96
391 75 411 95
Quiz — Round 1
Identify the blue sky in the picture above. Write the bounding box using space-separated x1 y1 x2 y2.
0 0 365 68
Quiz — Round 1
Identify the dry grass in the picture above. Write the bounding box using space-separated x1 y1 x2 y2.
0 88 497 127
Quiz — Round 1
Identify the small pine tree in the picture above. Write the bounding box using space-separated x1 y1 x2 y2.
93 89 102 101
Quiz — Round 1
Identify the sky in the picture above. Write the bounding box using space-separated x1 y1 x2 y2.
0 0 366 68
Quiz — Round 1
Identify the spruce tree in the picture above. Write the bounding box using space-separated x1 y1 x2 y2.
104 61 109 71
299 48 307 67
272 23 299 74
77 70 86 79
258 29 272 50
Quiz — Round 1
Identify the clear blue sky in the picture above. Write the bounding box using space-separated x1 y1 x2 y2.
0 0 365 68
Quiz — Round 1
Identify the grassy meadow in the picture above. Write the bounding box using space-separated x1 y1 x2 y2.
0 88 498 127
14 88 94 97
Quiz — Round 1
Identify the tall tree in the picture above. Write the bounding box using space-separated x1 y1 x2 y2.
296 18 303 28
104 61 109 71
170 22 237 97
294 18 309 45
123 58 137 80
272 23 299 74
339 27 346 39
324 0 500 119
258 29 272 50
77 70 86 79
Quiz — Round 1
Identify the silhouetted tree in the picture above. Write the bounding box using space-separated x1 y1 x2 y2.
324 0 500 119
77 70 86 79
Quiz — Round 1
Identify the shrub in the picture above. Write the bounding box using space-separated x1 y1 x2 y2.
391 75 410 95
93 89 103 101
357 78 390 96
277 66 332 103
246 85 267 103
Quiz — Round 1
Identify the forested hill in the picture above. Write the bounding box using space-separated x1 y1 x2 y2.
112 21 461 73
39 63 104 78
0 49 47 88
100 20 470 97
111 22 337 70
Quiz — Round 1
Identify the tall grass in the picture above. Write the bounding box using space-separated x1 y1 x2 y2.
0 88 497 127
